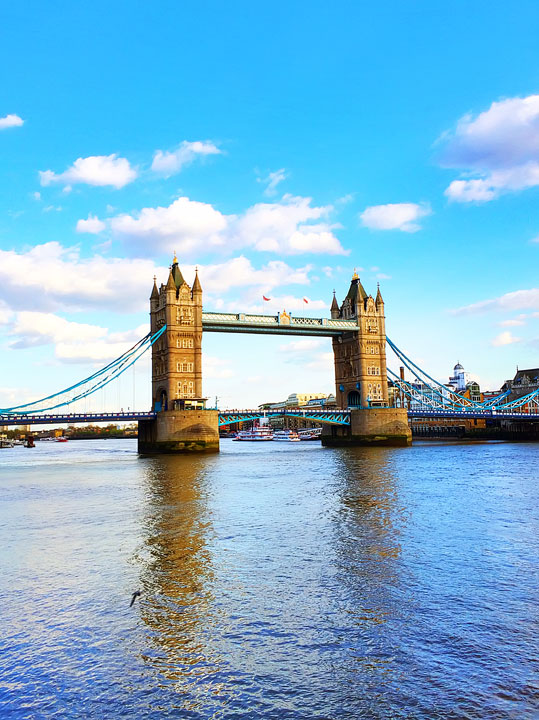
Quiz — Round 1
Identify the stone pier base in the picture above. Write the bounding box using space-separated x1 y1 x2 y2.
138 410 220 454
321 408 412 447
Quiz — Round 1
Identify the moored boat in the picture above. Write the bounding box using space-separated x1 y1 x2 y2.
273 430 301 442
233 422 274 441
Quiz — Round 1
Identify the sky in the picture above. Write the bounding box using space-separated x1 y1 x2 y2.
1 0 539 411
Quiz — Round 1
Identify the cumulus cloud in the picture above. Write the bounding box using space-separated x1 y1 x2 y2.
108 193 347 256
360 202 431 232
110 196 227 255
491 331 521 347
8 313 149 363
40 154 137 189
76 214 107 234
151 140 221 177
0 114 24 129
0 242 160 313
257 168 288 197
439 94 539 202
10 312 107 349
0 243 317 316
453 288 539 315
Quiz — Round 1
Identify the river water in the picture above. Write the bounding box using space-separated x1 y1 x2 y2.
0 439 537 719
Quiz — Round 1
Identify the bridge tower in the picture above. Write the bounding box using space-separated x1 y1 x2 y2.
324 272 411 447
331 273 389 409
149 256 203 411
138 256 219 454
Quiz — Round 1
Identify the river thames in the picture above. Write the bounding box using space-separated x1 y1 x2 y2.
0 439 537 719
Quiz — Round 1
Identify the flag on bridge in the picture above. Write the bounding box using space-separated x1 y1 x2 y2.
263 296 271 301
303 297 309 304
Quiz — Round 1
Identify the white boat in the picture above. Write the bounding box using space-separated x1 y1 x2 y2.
233 422 274 441
0 438 14 448
298 428 322 441
273 430 301 442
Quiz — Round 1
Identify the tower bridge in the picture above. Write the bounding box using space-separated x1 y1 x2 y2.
2 255 538 449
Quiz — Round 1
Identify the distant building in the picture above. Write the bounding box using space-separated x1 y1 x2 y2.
501 368 539 400
448 362 471 392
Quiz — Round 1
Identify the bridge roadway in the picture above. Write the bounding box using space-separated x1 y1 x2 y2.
1 408 538 427
202 311 359 336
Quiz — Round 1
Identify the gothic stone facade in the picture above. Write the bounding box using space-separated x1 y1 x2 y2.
331 274 389 409
150 258 203 411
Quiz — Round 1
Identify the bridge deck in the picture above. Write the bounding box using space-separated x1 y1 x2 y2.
2 408 538 427
202 312 359 336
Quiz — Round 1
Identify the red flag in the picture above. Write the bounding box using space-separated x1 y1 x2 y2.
263 295 271 301
303 297 309 304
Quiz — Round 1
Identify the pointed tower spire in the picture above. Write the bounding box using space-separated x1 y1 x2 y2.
375 282 384 308
150 275 159 300
171 253 185 288
330 290 339 319
166 268 176 291
192 266 202 294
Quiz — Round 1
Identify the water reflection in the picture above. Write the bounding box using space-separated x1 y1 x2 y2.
135 455 223 705
330 447 409 701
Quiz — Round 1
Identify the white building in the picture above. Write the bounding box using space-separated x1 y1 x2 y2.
448 363 471 392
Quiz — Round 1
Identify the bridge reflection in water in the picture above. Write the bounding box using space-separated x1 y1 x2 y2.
135 454 227 705
132 444 412 716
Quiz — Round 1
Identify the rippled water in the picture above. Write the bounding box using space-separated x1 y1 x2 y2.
0 438 537 719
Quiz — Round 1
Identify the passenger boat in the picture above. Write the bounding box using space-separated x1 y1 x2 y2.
0 438 14 449
273 430 301 442
298 428 322 441
233 422 274 441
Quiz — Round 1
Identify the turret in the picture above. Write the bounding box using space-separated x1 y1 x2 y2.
171 254 185 289
192 267 202 298
330 291 339 319
375 283 384 310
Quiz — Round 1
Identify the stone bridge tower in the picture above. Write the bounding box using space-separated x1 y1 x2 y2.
149 256 203 411
331 272 389 409
139 256 219 453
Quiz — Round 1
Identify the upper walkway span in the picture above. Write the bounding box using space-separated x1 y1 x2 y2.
202 311 358 336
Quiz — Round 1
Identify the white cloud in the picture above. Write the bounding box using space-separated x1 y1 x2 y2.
279 339 325 353
8 312 149 363
76 214 107 234
454 288 539 315
0 243 317 315
196 256 312 294
32 191 41 201
151 140 221 177
40 154 137 189
498 318 526 327
492 331 521 347
439 94 539 203
110 196 227 255
0 114 24 129
258 168 288 197
531 234 539 244
233 195 347 255
204 355 234 379
0 242 160 313
360 202 431 232
109 194 348 256
10 312 107 349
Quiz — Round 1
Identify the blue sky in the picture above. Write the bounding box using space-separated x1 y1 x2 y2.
1 1 538 410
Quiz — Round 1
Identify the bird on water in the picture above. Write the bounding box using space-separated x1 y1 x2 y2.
130 590 141 607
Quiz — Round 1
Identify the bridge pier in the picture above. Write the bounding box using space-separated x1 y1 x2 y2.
138 410 220 454
321 408 411 447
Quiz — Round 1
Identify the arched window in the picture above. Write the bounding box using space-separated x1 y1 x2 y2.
347 390 361 407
